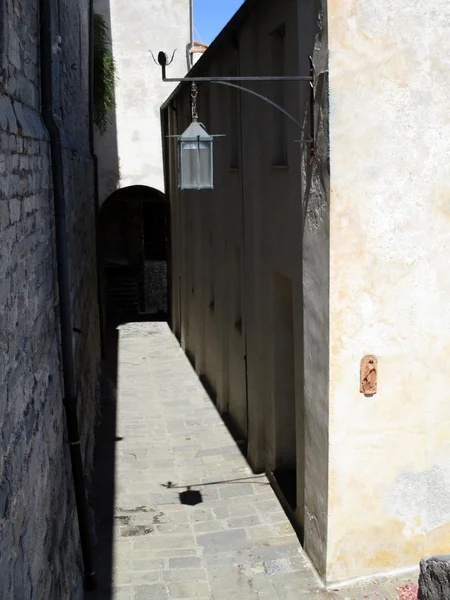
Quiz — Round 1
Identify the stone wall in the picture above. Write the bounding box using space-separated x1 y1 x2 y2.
0 0 100 597
144 260 168 314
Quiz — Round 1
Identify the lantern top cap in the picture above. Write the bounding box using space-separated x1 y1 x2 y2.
180 119 213 141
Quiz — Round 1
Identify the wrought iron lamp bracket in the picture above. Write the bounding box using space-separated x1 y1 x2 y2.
156 50 316 159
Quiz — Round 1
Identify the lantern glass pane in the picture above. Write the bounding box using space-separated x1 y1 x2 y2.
179 138 213 189
180 144 197 189
198 141 213 188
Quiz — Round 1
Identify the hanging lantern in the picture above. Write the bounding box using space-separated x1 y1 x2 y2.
178 119 214 190
168 82 224 191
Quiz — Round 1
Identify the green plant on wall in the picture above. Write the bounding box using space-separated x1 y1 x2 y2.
93 13 116 134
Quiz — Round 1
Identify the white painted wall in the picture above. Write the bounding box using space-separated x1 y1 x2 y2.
327 0 450 583
94 0 191 206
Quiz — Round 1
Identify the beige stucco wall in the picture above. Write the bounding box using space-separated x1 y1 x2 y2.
327 0 450 583
94 0 191 206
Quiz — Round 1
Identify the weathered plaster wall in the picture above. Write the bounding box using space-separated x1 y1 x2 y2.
327 0 450 583
94 0 191 206
0 0 100 596
298 0 329 576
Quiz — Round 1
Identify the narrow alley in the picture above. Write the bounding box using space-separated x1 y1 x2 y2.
2 0 449 596
88 322 417 600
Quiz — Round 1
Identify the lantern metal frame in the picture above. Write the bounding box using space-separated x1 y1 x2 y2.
155 50 316 158
169 117 225 190
166 82 226 190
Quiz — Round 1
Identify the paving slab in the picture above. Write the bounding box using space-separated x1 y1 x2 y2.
88 322 419 600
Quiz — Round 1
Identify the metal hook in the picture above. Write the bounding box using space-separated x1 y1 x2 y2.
149 50 164 65
150 49 177 66
166 50 177 65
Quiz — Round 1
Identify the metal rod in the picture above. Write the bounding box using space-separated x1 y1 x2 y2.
159 55 311 82
212 80 309 138
164 75 312 82
159 52 315 156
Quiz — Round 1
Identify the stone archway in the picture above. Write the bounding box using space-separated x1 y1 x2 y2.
98 185 168 324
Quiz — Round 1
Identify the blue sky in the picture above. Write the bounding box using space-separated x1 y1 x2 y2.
193 0 246 45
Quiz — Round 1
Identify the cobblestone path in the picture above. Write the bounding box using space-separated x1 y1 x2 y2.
88 322 417 600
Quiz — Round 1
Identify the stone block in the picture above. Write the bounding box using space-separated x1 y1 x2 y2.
162 568 206 582
418 555 450 600
193 520 227 534
133 534 196 551
0 95 17 132
9 153 19 171
111 588 134 600
134 584 168 600
9 198 20 223
8 26 21 70
227 515 261 528
218 483 255 498
12 101 46 140
0 200 9 229
19 154 29 171
168 581 210 598
168 556 203 569
131 558 165 572
196 528 249 552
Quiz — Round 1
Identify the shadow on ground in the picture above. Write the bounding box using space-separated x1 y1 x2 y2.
86 313 271 598
87 314 167 599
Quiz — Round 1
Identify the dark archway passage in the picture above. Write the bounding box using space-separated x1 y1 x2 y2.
98 185 168 325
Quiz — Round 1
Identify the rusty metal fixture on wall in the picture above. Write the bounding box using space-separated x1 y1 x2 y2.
360 355 378 396
152 50 316 189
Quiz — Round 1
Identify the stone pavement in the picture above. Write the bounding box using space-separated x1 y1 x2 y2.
88 322 418 600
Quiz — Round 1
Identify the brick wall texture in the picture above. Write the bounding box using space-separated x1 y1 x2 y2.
0 0 101 597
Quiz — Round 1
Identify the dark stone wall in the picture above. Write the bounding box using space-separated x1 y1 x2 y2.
0 0 101 596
